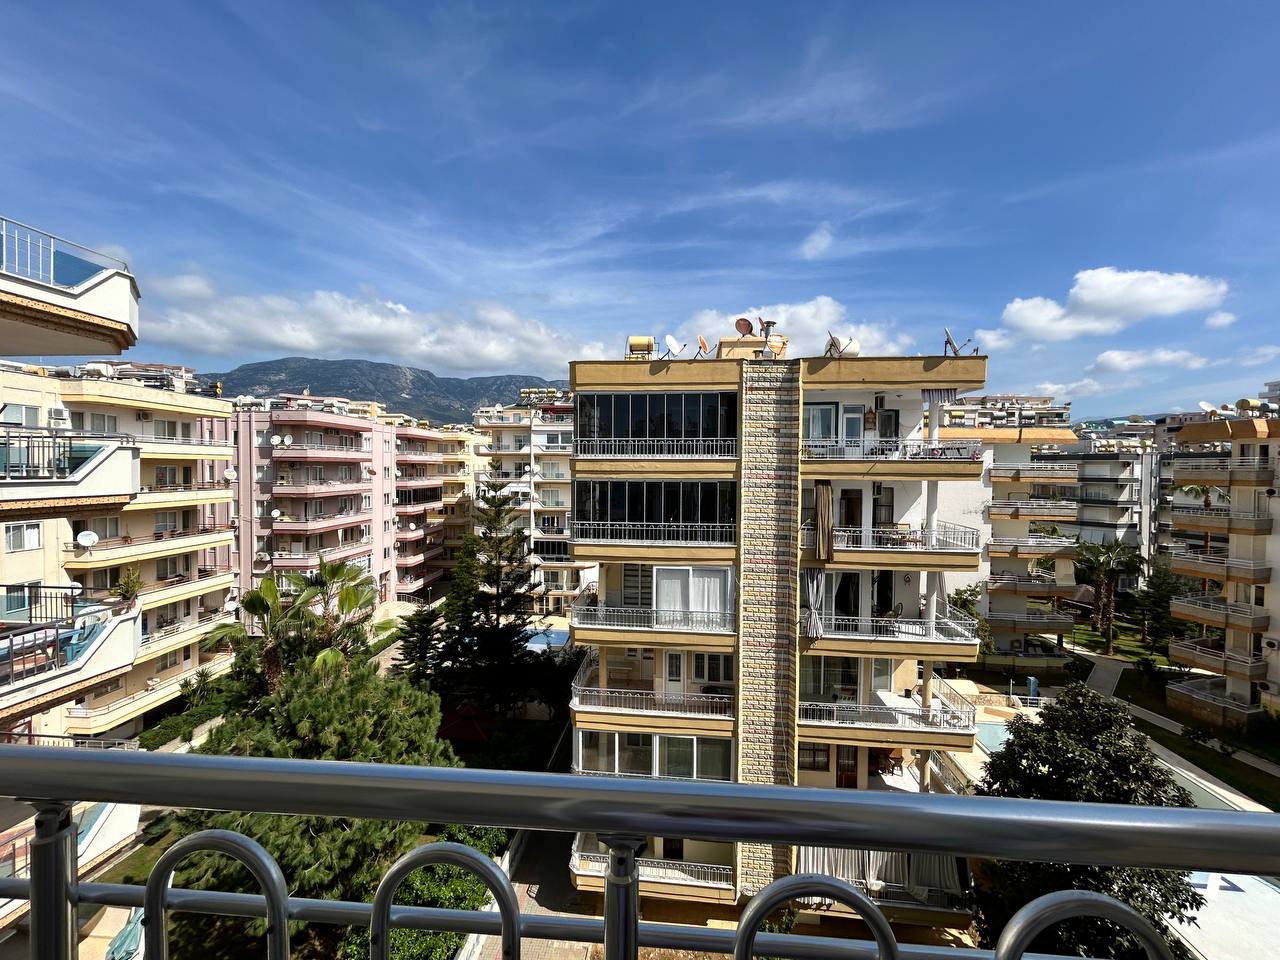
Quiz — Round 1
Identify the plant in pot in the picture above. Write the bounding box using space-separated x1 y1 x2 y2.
112 565 145 605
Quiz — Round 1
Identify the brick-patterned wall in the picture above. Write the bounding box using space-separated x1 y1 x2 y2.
735 360 800 894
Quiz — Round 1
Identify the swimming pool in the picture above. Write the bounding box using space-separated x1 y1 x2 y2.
976 721 1010 755
526 627 570 651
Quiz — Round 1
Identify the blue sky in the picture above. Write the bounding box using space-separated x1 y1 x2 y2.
3 1 1278 417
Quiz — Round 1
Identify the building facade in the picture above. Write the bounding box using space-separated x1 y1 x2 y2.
564 334 987 923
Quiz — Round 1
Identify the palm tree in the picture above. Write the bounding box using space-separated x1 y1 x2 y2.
283 559 395 657
209 575 304 691
1074 540 1143 656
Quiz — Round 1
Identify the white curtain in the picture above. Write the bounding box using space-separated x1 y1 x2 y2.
805 569 824 639
690 568 727 613
655 568 688 611
908 853 964 897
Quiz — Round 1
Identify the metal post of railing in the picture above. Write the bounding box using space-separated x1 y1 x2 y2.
28 801 78 960
601 835 645 960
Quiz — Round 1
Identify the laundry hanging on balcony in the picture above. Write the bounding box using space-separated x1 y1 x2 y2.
804 569 824 640
814 479 834 561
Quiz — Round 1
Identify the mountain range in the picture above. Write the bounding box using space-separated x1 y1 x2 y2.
201 357 568 424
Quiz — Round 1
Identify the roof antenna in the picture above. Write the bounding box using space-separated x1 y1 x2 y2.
943 327 972 356
660 334 686 359
694 335 711 358
734 317 754 336
759 318 777 358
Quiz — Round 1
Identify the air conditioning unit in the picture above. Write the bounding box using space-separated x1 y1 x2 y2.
254 551 270 561
48 407 70 427
1258 681 1274 694
135 410 152 421
1264 638 1278 650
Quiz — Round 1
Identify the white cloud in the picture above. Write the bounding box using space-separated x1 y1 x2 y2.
1089 348 1208 373
1204 310 1237 329
799 222 834 260
150 273 216 300
997 267 1228 341
679 295 914 358
143 287 606 377
1240 345 1280 368
975 327 1013 351
1034 377 1106 399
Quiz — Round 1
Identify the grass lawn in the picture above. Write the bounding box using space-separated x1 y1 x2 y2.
1134 718 1280 811
92 819 181 887
1064 621 1169 666
1114 669 1172 715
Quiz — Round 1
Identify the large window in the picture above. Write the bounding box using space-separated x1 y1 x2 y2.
574 480 736 528
4 522 41 552
578 731 733 781
576 393 738 440
800 656 859 701
654 566 731 614
798 742 830 771
1 404 39 427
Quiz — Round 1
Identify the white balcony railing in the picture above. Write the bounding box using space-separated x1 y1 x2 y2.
572 835 734 890
1 216 129 288
988 535 1076 551
570 605 736 634
816 610 979 646
798 697 975 732
988 499 1079 515
572 656 733 718
1171 592 1269 620
571 521 736 545
800 521 979 552
987 573 1070 590
990 461 1078 476
1171 506 1271 522
801 438 981 461
1169 640 1266 672
574 438 737 459
1167 676 1264 715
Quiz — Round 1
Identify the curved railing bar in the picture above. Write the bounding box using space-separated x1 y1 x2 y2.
734 874 900 960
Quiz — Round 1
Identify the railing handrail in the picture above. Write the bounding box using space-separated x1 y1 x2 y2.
142 610 232 643
63 654 233 718
0 747 1277 872
1166 547 1270 569
1 216 130 287
571 520 736 545
990 461 1077 473
816 611 979 644
574 438 738 459
1172 592 1268 616
276 442 370 453
985 610 1073 623
801 438 982 460
272 478 368 488
988 499 1080 511
798 697 975 731
1172 456 1275 469
800 522 980 551
63 523 235 551
988 535 1076 546
1168 639 1266 666
569 605 737 634
272 509 373 523
0 732 140 750
1167 677 1265 714
1171 505 1271 520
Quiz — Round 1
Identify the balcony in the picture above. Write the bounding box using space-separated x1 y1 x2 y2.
1169 639 1268 681
1172 456 1276 486
271 540 373 569
1167 547 1271 584
986 610 1074 634
570 605 736 647
62 524 235 568
396 475 444 489
396 449 444 464
271 510 373 534
987 536 1077 559
571 654 734 724
394 500 442 516
802 439 983 481
63 652 234 735
574 438 736 459
135 434 235 460
0 429 138 518
801 522 980 571
269 409 372 431
271 443 372 461
395 425 444 442
805 609 981 659
986 573 1077 597
140 610 236 656
990 461 1079 482
534 442 574 455
0 746 1275 960
1166 675 1264 729
1170 506 1273 536
271 477 369 497
797 675 976 749
0 216 139 354
130 480 232 510
570 833 735 902
396 551 426 567
1170 592 1270 631
796 845 968 916
571 521 736 562
988 499 1078 521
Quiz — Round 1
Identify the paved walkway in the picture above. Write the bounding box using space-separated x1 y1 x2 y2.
1126 702 1280 780
474 831 591 960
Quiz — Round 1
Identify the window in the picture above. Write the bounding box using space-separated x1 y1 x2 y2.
697 738 733 780
618 733 653 776
666 652 682 683
154 419 179 439
4 522 41 552
77 517 120 540
692 653 734 683
574 480 736 528
157 556 184 580
575 393 738 440
802 403 837 440
658 737 695 779
654 566 731 615
800 656 859 700
154 466 179 487
842 404 865 441
872 658 894 692
4 583 35 613
155 649 181 672
798 742 830 771
1 404 39 427
90 677 124 698
153 511 178 533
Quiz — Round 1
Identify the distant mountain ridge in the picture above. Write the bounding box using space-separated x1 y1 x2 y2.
201 357 568 424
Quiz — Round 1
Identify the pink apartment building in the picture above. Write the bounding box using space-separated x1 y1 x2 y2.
230 394 446 603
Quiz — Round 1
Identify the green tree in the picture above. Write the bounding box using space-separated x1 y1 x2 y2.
166 659 462 959
287 559 395 657
393 602 444 689
973 684 1204 960
1074 541 1142 655
1134 559 1188 652
947 583 992 647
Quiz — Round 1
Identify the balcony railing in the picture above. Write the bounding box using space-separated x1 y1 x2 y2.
82 567 232 603
572 655 733 717
574 438 737 459
1 216 128 288
987 573 1071 591
1166 547 1270 575
572 834 734 889
137 434 233 448
1166 676 1264 716
1172 456 1276 474
63 523 234 552
570 605 736 634
986 611 1074 630
988 499 1079 515
1168 639 1267 674
0 747 1275 960
800 675 976 732
137 481 231 495
801 438 982 461
801 521 979 552
990 461 1078 477
988 535 1077 552
271 540 373 563
0 429 119 481
141 611 232 646
1171 592 1269 623
571 521 736 545
815 609 979 646
0 731 139 750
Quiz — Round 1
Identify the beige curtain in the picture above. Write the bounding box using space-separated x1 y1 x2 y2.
815 480 834 561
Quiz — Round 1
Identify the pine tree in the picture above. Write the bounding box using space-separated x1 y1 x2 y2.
1135 559 1190 652
973 684 1204 960
393 602 443 689
166 660 465 959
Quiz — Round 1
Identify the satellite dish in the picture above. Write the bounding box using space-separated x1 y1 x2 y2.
270 435 282 446
409 522 417 531
222 468 237 481
696 335 711 358
824 331 860 358
223 598 238 612
661 334 686 359
734 317 754 336
270 508 281 519
75 530 100 549
395 469 402 477
283 434 293 446
766 335 785 356
68 581 84 596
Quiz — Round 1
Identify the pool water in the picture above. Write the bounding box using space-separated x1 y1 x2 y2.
526 627 570 651
976 722 1009 755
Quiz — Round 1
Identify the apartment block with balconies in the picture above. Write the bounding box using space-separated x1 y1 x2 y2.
1161 417 1278 728
2 356 236 740
231 394 398 604
932 396 1080 671
564 333 987 924
382 416 448 599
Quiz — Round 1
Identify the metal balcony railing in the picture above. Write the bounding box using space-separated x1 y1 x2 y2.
800 675 975 732
1172 456 1275 472
990 461 1078 476
800 522 979 551
572 656 733 717
0 732 139 750
572 521 736 545
988 535 1076 551
1168 640 1266 671
987 573 1068 590
1 216 129 287
63 523 234 552
988 500 1079 515
1171 592 1268 619
0 429 114 481
141 610 232 645
1165 547 1270 572
570 605 736 634
0 747 1276 960
801 438 982 461
572 834 734 889
1166 676 1265 715
1171 506 1271 522
816 610 980 646
574 438 738 459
